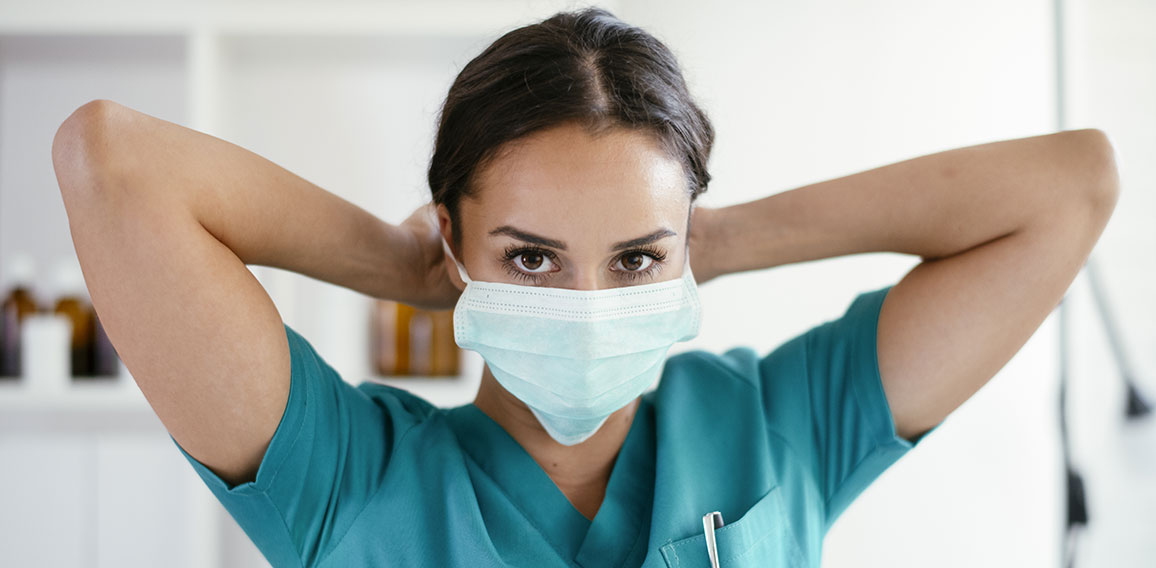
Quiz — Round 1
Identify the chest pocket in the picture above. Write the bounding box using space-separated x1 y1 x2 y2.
659 485 806 567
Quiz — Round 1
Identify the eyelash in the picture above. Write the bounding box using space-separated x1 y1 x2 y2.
500 244 668 284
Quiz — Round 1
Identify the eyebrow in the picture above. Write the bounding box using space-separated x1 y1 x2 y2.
488 225 677 252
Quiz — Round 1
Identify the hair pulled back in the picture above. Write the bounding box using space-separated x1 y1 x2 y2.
427 6 715 252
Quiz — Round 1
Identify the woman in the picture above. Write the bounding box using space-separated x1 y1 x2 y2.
51 7 1118 568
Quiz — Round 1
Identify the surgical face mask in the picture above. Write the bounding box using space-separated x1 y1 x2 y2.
442 235 702 445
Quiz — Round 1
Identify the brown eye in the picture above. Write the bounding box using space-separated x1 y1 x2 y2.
520 252 544 270
512 251 554 273
615 253 653 272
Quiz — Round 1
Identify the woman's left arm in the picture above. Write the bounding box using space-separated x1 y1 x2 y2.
689 129 1120 441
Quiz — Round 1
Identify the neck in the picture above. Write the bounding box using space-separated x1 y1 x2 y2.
473 365 638 520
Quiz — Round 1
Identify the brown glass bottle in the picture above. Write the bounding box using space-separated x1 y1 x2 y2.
394 301 416 374
371 300 461 377
1 254 41 379
92 312 120 377
50 258 101 380
0 285 41 379
54 294 95 378
371 299 399 376
430 309 460 376
410 310 435 375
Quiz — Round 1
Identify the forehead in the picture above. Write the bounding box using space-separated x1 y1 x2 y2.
464 123 690 239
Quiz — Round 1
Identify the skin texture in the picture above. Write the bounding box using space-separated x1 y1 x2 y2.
53 98 1119 528
699 129 1119 440
434 122 694 521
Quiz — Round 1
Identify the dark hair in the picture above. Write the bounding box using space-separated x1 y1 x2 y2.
427 6 715 253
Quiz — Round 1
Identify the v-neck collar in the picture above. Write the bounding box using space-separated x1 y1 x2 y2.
445 400 656 567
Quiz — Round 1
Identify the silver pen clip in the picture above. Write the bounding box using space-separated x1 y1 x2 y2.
702 511 724 568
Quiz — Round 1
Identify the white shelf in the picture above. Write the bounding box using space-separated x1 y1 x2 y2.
0 374 481 438
0 378 145 410
0 370 481 419
0 378 165 435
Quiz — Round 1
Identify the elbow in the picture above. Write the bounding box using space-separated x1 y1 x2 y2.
52 99 124 198
1060 128 1121 218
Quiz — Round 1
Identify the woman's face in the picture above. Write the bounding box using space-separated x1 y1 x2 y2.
438 122 693 291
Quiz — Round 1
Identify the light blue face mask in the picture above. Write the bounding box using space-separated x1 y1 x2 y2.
442 236 702 445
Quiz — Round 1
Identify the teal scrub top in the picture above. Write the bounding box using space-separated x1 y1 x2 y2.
172 283 936 567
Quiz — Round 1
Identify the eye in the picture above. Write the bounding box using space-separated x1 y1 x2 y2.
513 249 554 273
611 245 668 282
615 252 653 272
501 245 559 283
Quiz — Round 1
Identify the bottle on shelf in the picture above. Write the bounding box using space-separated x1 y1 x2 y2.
370 299 460 378
92 312 121 377
0 253 41 381
371 300 398 375
49 257 119 381
51 258 97 379
428 309 458 375
21 311 71 393
408 309 433 376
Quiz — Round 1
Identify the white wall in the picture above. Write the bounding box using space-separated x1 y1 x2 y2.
1061 0 1156 564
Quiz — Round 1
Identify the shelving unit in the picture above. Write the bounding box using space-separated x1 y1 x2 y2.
0 358 486 426
0 2 597 566
0 1 571 406
0 378 144 413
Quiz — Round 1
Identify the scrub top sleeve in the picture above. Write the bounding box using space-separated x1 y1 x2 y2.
761 284 938 534
170 323 422 568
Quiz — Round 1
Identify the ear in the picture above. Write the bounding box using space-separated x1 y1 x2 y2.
435 203 466 291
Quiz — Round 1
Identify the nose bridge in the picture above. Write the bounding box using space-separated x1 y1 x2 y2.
563 254 609 291
572 266 603 291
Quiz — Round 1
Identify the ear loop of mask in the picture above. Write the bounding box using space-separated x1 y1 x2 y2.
441 237 473 284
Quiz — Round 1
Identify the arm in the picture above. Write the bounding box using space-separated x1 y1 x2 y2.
690 129 1120 440
51 100 452 486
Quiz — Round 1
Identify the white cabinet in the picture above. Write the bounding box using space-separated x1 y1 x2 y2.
0 437 98 567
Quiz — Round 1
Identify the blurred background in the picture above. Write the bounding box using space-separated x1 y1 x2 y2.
0 0 1152 566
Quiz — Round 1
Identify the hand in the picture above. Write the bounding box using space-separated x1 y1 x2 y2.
397 202 462 311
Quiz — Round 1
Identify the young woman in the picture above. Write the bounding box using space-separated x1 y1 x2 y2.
51 7 1118 568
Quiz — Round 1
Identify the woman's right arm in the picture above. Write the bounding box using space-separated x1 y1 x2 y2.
50 99 446 487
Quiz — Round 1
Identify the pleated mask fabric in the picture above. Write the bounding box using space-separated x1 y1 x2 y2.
441 235 702 445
